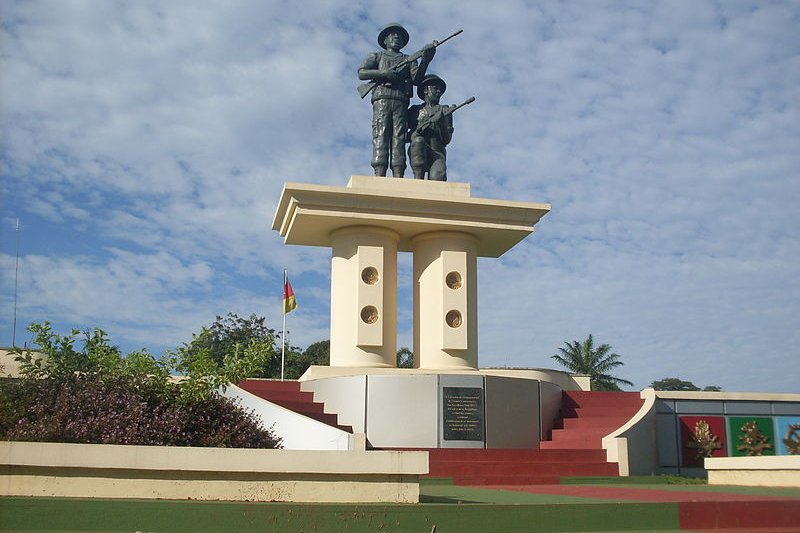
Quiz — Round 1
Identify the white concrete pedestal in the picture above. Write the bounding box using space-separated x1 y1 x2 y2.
330 226 398 367
272 175 549 370
413 231 478 369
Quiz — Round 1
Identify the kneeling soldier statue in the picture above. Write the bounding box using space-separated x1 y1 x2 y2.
408 75 473 181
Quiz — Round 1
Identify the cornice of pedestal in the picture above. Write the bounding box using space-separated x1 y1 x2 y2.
272 175 550 258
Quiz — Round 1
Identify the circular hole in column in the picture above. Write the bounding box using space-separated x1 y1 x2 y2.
445 271 462 290
361 266 379 285
445 309 462 328
360 305 379 324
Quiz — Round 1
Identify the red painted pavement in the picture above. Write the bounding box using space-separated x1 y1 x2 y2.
481 484 798 503
482 485 800 531
679 500 800 530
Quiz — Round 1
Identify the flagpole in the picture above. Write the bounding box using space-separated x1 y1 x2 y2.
12 218 21 348
281 269 286 381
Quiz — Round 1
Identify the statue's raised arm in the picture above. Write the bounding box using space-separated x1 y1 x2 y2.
357 29 462 99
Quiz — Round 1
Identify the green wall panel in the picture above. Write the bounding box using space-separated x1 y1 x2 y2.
727 416 776 457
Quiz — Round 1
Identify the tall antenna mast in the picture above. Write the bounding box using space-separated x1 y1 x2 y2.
12 217 20 347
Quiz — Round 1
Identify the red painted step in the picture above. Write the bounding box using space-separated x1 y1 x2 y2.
541 390 644 451
429 460 618 477
238 379 352 433
426 448 607 462
423 447 619 486
561 390 643 407
560 406 637 418
559 415 632 429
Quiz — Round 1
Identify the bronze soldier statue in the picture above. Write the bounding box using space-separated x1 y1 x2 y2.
407 75 474 181
358 23 436 177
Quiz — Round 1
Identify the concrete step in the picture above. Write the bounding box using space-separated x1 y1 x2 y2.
426 448 608 462
238 379 352 433
562 390 643 408
559 416 631 430
238 379 305 393
428 461 618 477
560 405 639 418
539 437 605 450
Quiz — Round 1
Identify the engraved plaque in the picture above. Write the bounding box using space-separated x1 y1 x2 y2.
442 386 484 441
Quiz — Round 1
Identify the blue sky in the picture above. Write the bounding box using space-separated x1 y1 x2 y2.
1 1 798 393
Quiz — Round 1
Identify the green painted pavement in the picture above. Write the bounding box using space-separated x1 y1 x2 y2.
0 496 681 533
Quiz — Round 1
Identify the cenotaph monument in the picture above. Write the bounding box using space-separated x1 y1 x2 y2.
269 24 565 449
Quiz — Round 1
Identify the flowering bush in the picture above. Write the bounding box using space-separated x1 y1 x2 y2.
0 322 281 449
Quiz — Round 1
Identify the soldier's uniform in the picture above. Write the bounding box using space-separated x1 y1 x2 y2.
358 23 432 177
408 76 453 181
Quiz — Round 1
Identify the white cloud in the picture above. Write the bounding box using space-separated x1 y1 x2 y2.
1 0 798 392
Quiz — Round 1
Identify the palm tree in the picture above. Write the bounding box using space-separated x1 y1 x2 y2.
551 334 633 391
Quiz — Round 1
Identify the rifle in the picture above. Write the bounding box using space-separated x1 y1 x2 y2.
357 29 463 99
415 96 475 134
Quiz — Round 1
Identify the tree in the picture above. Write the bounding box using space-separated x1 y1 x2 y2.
283 340 329 379
397 347 414 368
650 377 700 391
182 313 279 378
551 334 633 391
650 377 722 392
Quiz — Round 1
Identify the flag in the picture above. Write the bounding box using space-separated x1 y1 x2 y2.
283 274 297 314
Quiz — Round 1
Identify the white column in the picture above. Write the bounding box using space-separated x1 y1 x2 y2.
412 231 478 370
330 226 399 367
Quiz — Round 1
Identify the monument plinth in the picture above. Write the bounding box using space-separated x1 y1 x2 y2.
272 175 550 370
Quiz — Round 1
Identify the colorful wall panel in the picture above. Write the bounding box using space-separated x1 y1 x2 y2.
775 416 800 456
679 415 727 467
727 416 776 457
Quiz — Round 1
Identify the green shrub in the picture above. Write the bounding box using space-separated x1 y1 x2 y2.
1 322 281 448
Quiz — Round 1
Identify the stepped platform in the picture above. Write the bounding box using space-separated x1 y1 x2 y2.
541 390 644 450
424 447 618 485
420 391 645 486
237 379 353 433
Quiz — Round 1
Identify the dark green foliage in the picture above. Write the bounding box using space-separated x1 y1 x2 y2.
2 321 281 448
181 313 279 378
650 377 701 391
397 347 414 368
650 377 722 392
1 374 279 447
551 334 633 391
282 340 329 379
303 340 331 365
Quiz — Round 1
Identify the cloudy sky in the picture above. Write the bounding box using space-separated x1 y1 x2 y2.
1 1 798 393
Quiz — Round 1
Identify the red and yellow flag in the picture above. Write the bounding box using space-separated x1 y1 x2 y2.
283 274 297 314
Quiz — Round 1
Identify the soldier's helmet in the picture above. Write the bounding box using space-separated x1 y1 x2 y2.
417 74 447 99
378 23 409 49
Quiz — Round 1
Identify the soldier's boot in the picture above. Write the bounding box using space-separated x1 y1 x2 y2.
392 167 405 178
412 167 425 179
373 165 387 177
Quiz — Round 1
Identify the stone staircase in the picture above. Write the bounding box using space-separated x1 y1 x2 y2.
426 447 616 485
237 379 353 433
426 390 644 486
540 390 644 450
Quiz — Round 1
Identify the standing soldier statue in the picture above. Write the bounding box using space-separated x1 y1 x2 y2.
358 24 462 178
408 75 475 181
